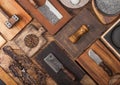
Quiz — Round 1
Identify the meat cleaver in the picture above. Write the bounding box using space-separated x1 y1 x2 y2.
44 53 75 81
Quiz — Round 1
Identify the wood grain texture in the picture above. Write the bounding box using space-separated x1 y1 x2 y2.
0 67 17 85
0 0 32 40
92 0 120 25
14 20 47 57
55 8 106 58
0 34 6 48
17 0 72 35
76 40 120 85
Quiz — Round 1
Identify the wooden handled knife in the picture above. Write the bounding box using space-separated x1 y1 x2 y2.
88 49 113 76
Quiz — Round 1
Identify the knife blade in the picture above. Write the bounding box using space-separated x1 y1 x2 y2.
88 49 113 76
44 53 63 73
44 53 75 80
29 0 63 24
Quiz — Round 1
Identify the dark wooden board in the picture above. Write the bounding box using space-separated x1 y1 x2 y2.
76 40 120 85
17 0 72 35
55 8 106 58
35 41 85 85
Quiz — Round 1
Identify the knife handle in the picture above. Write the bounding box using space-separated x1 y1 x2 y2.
29 0 39 8
63 69 75 81
99 62 113 76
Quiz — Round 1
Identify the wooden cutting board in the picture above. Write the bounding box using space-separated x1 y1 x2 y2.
55 8 106 58
0 0 32 40
17 0 72 35
76 40 120 85
14 20 47 57
92 0 120 25
0 67 17 85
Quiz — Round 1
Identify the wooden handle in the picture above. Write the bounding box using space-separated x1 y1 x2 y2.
69 25 88 43
99 62 113 76
63 69 75 81
29 0 39 8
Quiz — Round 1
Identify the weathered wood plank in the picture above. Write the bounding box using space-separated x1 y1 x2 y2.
14 20 47 57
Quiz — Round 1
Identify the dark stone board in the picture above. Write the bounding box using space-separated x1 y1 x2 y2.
35 41 85 85
101 20 120 60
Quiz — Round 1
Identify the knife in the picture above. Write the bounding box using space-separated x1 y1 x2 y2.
88 49 113 76
44 53 75 81
29 0 62 24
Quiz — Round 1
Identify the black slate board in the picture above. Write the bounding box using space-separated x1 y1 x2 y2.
35 41 85 85
103 22 120 56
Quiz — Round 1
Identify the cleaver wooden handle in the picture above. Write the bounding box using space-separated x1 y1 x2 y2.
99 62 113 76
29 0 39 8
63 69 76 81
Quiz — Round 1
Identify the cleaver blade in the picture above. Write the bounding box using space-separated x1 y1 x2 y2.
88 49 102 65
44 53 63 73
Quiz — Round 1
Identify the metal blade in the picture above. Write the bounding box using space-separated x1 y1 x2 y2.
88 49 102 65
44 53 63 73
38 0 63 24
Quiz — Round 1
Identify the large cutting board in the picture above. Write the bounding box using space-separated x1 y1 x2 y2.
55 8 106 58
17 0 72 35
76 40 120 85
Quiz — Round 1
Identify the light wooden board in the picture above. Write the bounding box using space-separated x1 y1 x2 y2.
0 34 6 48
0 0 32 40
0 67 17 85
14 20 47 57
76 40 120 85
